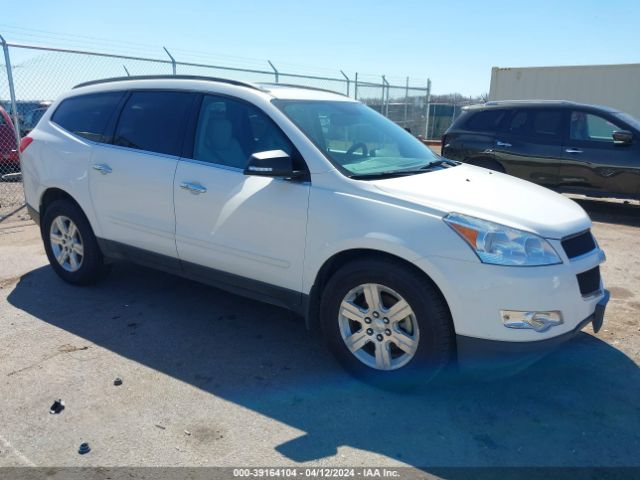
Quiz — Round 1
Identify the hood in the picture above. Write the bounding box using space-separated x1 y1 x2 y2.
371 164 591 239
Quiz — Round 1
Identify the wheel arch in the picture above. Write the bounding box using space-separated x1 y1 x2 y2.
38 187 98 237
305 248 453 335
40 188 83 218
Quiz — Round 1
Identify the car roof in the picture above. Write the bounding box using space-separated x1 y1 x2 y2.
463 100 620 113
72 75 353 102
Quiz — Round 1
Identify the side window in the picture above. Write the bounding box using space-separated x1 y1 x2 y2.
507 109 563 142
51 92 124 142
532 110 563 139
508 110 528 134
464 109 508 132
113 91 194 156
570 112 622 143
193 95 294 169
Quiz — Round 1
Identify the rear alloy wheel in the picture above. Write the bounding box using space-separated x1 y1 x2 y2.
321 258 454 389
49 216 84 273
42 199 107 285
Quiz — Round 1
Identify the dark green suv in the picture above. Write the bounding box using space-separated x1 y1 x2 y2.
442 100 640 199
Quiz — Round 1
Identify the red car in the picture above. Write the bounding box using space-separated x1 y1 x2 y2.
0 106 19 175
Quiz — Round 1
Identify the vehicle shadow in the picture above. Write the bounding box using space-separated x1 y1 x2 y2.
571 197 640 227
7 263 640 472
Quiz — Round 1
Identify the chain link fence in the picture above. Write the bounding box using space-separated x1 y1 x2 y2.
0 37 435 219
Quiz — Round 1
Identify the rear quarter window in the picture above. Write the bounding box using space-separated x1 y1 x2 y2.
51 92 124 142
463 109 509 132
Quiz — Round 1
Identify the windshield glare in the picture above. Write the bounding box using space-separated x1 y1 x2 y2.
273 100 439 176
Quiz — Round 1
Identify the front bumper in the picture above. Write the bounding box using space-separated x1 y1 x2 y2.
456 290 609 370
414 245 606 342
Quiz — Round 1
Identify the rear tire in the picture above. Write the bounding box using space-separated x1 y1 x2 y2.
41 199 107 285
320 258 454 389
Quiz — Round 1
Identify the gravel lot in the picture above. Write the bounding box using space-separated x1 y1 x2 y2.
0 181 25 218
0 197 638 475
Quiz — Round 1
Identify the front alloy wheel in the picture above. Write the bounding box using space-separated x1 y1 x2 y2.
320 258 454 388
339 283 419 370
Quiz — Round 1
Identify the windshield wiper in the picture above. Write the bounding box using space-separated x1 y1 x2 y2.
420 158 459 169
348 170 424 180
348 159 459 180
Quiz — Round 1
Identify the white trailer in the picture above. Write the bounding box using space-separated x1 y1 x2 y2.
489 64 640 120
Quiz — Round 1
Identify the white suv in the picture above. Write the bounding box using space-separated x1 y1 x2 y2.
20 76 609 386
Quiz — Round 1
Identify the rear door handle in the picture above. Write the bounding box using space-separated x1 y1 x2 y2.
92 163 112 174
496 140 512 147
180 182 207 194
565 148 583 154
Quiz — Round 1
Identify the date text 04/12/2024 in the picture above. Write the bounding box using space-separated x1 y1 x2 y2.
232 468 401 478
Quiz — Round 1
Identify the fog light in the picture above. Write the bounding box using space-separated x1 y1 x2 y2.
501 310 563 332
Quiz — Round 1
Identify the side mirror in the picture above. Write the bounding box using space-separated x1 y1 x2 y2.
612 130 633 145
244 150 299 178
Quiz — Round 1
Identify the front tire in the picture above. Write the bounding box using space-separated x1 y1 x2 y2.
320 258 454 389
42 199 106 285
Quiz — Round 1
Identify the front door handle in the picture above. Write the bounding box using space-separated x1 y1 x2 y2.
496 140 512 147
92 163 112 174
180 182 207 194
565 148 583 154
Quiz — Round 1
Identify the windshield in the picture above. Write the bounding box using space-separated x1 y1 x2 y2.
613 112 640 132
273 100 442 177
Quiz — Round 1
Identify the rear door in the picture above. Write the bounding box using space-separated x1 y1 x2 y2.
442 108 509 163
89 90 196 261
491 108 566 186
559 110 640 197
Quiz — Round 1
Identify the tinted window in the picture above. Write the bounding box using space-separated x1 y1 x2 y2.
464 109 508 132
52 92 124 141
508 110 528 134
508 109 563 141
532 110 563 137
570 112 623 143
193 95 294 169
114 91 194 156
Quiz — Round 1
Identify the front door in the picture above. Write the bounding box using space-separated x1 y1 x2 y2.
174 94 310 307
559 110 640 197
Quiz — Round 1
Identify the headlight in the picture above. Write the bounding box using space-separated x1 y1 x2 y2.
444 213 562 266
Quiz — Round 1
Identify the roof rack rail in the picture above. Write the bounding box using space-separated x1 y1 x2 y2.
484 99 576 106
73 74 263 91
257 82 347 97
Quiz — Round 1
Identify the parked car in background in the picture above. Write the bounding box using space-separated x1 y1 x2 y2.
20 77 608 388
20 102 51 136
442 100 640 199
0 106 19 177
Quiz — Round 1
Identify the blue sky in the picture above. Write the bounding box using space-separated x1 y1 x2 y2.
1 0 639 96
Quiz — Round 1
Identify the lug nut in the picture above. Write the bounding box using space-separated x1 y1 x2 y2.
383 317 389 324
376 334 383 341
366 328 373 335
364 317 371 324
385 329 391 336
372 311 379 318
